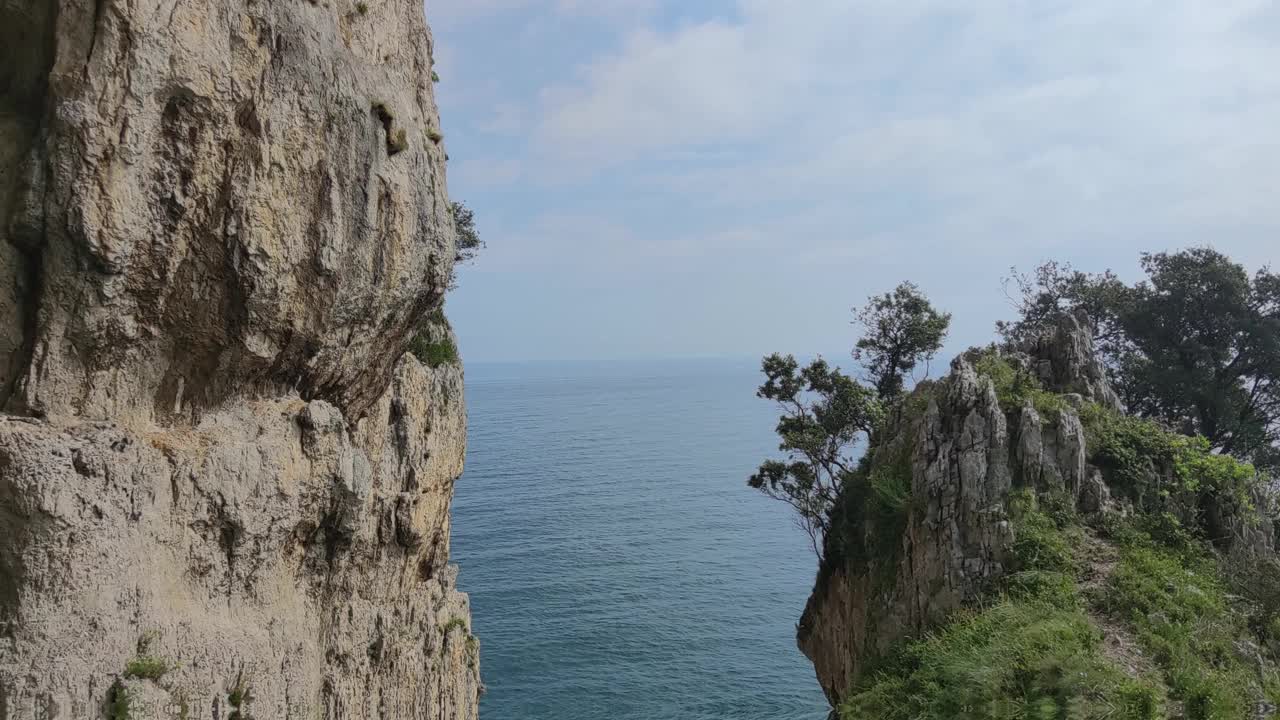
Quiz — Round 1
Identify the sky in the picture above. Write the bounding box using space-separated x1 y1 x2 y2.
429 0 1280 365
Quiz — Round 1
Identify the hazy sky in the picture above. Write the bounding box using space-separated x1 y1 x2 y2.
430 0 1279 364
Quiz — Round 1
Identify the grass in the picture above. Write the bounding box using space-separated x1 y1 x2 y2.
442 617 468 635
1002 490 1082 609
840 487 1165 719
1097 529 1280 719
830 347 1280 719
124 656 169 680
427 128 444 143
840 598 1162 719
466 635 479 669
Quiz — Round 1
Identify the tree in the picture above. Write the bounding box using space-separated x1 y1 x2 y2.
1002 248 1280 469
996 261 1129 353
749 355 882 557
749 282 947 557
449 201 484 288
853 282 952 399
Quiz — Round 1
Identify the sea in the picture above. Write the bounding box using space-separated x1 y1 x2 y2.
450 357 832 720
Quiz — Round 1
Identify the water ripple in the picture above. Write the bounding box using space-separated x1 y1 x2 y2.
451 358 830 720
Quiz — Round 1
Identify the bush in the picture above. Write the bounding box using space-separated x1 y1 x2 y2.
107 681 132 720
124 656 169 680
972 350 1066 417
409 311 459 368
1081 403 1259 541
227 675 253 720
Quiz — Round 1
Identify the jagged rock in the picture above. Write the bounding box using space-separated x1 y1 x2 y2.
1015 404 1088 498
0 1 475 718
799 353 1018 705
1028 310 1123 411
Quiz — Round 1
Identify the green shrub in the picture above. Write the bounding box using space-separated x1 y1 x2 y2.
409 330 459 368
107 681 132 720
868 450 911 514
442 617 468 635
864 438 915 578
841 599 1162 720
972 351 1066 417
1081 403 1258 539
124 656 169 680
228 678 253 720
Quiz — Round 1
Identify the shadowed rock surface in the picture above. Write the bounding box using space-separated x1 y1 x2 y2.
0 1 477 717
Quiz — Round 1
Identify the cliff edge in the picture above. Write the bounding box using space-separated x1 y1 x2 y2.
799 312 1280 718
0 1 478 718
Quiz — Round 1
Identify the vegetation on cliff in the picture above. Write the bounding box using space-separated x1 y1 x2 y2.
758 248 1280 718
1000 247 1280 471
749 282 948 555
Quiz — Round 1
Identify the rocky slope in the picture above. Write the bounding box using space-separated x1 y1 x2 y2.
798 312 1279 716
0 1 478 718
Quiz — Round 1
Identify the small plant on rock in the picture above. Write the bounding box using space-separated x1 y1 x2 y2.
125 655 170 680
106 681 132 720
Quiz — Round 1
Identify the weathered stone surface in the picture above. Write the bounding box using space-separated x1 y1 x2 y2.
0 1 475 717
2 0 453 425
798 315 1118 705
1028 310 1124 412
0 356 477 720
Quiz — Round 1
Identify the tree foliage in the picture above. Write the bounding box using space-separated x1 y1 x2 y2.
1001 248 1280 469
751 283 947 556
749 355 882 557
853 282 952 399
450 201 484 288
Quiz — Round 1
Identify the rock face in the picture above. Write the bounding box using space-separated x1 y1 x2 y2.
797 314 1118 706
0 1 477 718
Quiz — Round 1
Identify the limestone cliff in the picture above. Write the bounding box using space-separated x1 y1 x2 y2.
0 1 478 718
798 312 1277 713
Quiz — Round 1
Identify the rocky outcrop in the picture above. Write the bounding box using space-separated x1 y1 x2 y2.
797 314 1118 705
0 1 476 718
1024 310 1124 413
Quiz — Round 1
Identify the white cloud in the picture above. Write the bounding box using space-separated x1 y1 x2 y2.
441 0 1280 359
522 0 1280 265
428 0 654 26
536 1 1280 169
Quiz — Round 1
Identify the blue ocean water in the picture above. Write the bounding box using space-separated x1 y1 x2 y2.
450 357 831 720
